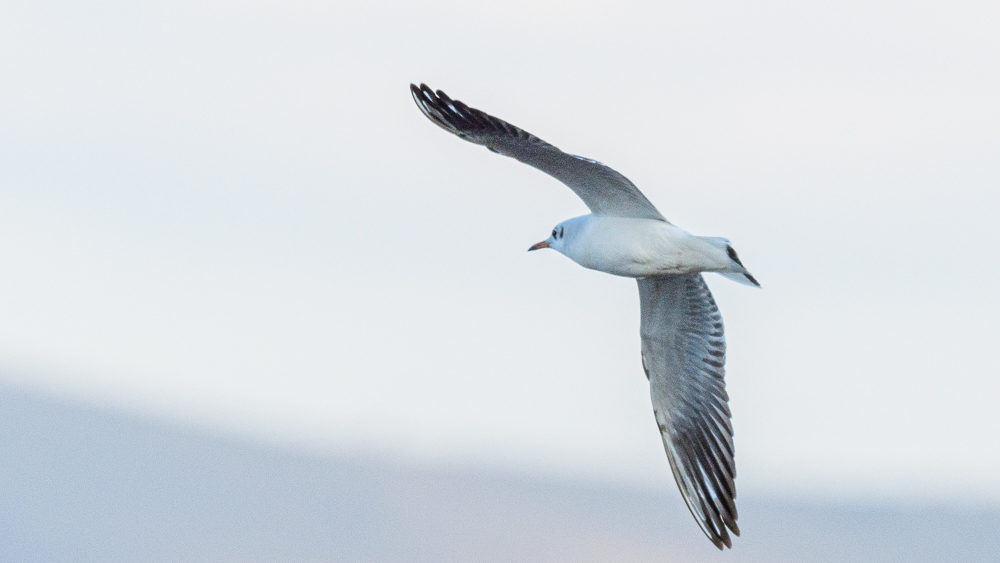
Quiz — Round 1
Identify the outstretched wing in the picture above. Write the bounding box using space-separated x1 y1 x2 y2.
637 274 739 549
411 83 666 222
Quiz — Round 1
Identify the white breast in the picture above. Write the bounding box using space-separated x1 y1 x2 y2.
561 216 730 278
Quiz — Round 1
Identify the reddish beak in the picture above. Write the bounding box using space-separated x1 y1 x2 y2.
527 241 550 251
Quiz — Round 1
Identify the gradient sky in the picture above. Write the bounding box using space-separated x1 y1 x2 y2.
1 0 998 503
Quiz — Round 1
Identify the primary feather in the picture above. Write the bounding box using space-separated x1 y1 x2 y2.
639 274 739 549
410 84 666 221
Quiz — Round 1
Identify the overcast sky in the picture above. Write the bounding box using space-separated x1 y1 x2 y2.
1 0 998 504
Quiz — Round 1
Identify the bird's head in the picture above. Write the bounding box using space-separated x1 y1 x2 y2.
528 219 574 253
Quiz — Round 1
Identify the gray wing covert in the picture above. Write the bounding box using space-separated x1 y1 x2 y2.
411 83 666 222
637 274 739 549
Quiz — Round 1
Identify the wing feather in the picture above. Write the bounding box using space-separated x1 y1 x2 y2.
411 83 666 221
638 274 739 549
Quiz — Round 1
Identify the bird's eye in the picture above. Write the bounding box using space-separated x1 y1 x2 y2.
552 229 557 238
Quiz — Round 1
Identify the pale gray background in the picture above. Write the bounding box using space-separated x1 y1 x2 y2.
3 384 999 562
1 0 998 558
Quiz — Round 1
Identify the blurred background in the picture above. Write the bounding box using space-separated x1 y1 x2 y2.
1 0 998 561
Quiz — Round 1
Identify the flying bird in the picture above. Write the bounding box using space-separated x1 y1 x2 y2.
410 83 758 549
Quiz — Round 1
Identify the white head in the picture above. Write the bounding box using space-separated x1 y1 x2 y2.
527 217 583 254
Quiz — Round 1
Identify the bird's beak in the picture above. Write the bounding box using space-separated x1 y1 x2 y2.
528 241 550 252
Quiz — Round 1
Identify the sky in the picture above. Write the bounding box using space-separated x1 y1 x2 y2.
6 385 1000 562
1 0 998 504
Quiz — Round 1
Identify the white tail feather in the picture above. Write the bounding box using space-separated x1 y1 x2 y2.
717 271 761 287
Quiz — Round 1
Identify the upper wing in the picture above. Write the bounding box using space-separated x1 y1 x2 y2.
411 83 666 222
637 274 739 549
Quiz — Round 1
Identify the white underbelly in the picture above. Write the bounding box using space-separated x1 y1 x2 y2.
565 217 724 278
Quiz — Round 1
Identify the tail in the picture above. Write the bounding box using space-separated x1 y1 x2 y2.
718 271 761 287
705 237 761 287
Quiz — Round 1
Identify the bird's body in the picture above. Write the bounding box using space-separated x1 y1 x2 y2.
410 83 758 550
548 215 748 279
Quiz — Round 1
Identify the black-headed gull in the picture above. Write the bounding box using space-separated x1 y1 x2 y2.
411 83 759 549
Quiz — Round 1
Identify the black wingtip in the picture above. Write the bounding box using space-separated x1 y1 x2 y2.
410 83 437 110
409 83 470 133
723 245 761 288
708 529 732 550
409 82 429 99
716 522 738 549
725 245 743 267
409 83 558 156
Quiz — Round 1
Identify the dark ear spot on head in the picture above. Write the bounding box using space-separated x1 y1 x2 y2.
726 245 744 267
558 226 564 238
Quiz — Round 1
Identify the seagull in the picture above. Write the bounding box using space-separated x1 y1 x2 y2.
410 83 759 550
